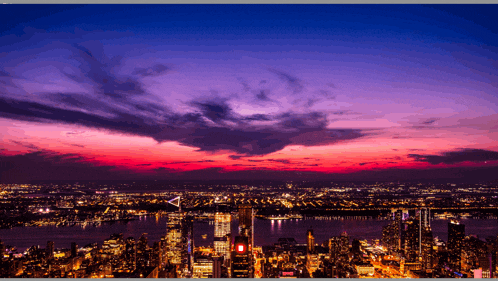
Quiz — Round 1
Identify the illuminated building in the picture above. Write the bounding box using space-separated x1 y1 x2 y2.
181 214 195 277
340 232 349 257
306 227 318 276
420 208 430 228
193 256 213 278
306 227 315 254
102 233 125 258
419 208 430 257
232 236 251 278
404 218 419 262
238 205 254 277
238 205 254 248
329 232 349 266
355 263 375 276
125 237 136 271
214 212 231 268
421 226 434 273
382 223 393 252
151 241 162 267
166 212 183 265
136 233 149 269
160 235 167 267
329 236 340 263
448 220 465 272
393 209 403 251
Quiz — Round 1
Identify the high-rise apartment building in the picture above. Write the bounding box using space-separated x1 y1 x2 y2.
448 220 465 272
306 227 315 254
404 218 420 262
238 205 253 277
232 236 251 278
214 212 231 266
181 214 195 276
329 236 341 263
393 209 403 251
125 237 136 271
421 226 434 273
340 231 350 257
166 212 183 265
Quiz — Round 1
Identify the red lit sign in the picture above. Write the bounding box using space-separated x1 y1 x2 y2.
236 244 245 253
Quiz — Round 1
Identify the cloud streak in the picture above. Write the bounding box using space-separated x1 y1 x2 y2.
408 149 498 165
0 43 369 158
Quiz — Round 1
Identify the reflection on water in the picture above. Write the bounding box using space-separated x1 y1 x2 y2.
0 217 497 252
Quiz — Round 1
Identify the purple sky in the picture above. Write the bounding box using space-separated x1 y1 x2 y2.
1 5 498 183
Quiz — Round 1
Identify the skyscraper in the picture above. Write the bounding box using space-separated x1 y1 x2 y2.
393 209 403 251
329 236 341 263
46 241 54 259
166 212 183 265
232 236 250 278
238 205 253 248
214 212 231 269
421 226 434 273
181 214 195 276
125 237 136 271
448 220 465 272
137 233 148 269
306 227 315 254
238 205 254 277
306 227 318 276
404 218 420 262
419 208 430 256
340 231 349 257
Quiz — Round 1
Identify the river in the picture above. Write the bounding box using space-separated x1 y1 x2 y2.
0 216 497 252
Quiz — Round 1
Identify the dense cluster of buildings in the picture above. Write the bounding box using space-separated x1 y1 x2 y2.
1 201 497 278
1 181 498 278
381 208 498 278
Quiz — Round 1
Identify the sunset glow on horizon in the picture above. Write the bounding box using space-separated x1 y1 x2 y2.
1 5 498 182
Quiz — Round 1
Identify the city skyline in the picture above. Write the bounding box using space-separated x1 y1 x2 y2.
1 5 498 183
1 180 498 278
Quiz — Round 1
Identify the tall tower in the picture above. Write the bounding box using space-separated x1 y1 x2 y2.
125 237 136 271
448 220 465 272
419 208 430 255
421 226 434 273
214 212 231 268
238 205 254 247
166 196 193 278
166 212 183 265
329 236 341 263
404 218 420 262
231 236 251 278
340 231 349 257
393 209 403 251
182 214 194 275
306 227 315 254
238 204 254 277
306 227 318 277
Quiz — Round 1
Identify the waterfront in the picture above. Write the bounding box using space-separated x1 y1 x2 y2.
1 216 497 252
